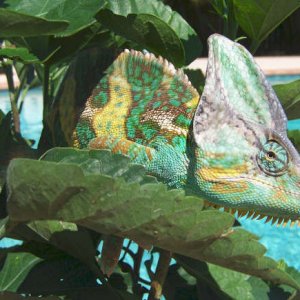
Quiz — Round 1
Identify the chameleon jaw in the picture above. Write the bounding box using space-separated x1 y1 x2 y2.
203 200 300 228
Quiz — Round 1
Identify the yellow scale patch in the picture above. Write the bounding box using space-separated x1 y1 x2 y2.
92 73 132 138
199 165 249 180
185 95 199 109
199 165 249 194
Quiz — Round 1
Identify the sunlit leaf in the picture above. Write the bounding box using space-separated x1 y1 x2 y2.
96 0 202 66
0 252 42 292
6 0 106 36
5 149 300 290
0 8 68 38
288 130 300 152
274 79 300 120
0 47 38 63
232 0 300 51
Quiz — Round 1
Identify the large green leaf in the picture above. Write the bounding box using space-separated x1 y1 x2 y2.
5 0 108 65
96 0 202 66
279 262 300 295
6 0 106 36
232 0 300 51
209 0 238 39
183 68 205 94
0 48 38 63
273 79 300 120
0 252 42 292
5 148 300 290
40 46 117 148
43 26 113 65
0 247 137 299
176 255 271 300
25 220 101 277
288 130 300 152
10 24 110 64
0 8 68 38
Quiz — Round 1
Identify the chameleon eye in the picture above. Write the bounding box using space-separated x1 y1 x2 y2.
257 140 289 176
266 150 276 161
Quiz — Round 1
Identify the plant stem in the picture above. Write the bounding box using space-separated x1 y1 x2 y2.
148 249 171 300
3 63 20 134
17 84 30 114
43 64 50 122
134 246 144 279
15 65 29 113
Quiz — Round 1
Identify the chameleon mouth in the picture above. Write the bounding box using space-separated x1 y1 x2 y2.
204 200 300 228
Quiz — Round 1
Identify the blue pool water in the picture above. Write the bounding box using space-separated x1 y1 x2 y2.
0 76 300 274
267 74 300 85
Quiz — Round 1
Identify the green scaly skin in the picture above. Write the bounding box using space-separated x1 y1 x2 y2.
73 34 300 224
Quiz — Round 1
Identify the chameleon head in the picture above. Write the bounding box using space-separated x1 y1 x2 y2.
193 34 300 223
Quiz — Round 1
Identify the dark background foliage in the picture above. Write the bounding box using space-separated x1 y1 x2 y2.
0 0 300 299
164 0 300 55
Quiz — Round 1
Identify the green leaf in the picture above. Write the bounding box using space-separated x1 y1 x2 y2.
232 0 300 51
43 25 112 65
0 292 62 299
8 23 111 66
0 48 38 63
177 256 296 300
0 112 37 167
273 79 300 120
40 46 118 148
0 252 42 292
97 10 184 67
5 149 300 290
288 130 300 152
177 255 265 300
96 0 202 66
0 110 5 125
0 8 68 38
184 68 205 94
0 217 9 238
277 261 300 295
26 220 101 276
175 256 232 299
247 277 271 300
41 148 157 183
9 36 60 63
209 0 239 39
207 263 262 299
7 250 138 299
6 0 106 36
209 0 227 17
5 0 109 65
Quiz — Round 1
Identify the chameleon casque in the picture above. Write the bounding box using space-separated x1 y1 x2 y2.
73 34 300 225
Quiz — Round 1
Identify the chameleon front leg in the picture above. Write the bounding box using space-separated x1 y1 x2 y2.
89 136 156 166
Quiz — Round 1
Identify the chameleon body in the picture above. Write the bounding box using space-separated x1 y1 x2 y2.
73 34 300 224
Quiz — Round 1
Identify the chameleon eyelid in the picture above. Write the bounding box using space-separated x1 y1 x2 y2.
257 140 289 176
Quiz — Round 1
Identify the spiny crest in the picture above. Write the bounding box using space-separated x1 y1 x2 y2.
204 200 299 228
120 49 198 95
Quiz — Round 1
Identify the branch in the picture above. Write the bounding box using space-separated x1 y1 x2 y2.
148 249 171 300
3 62 21 134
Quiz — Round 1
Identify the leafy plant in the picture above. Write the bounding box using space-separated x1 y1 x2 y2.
0 0 300 299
